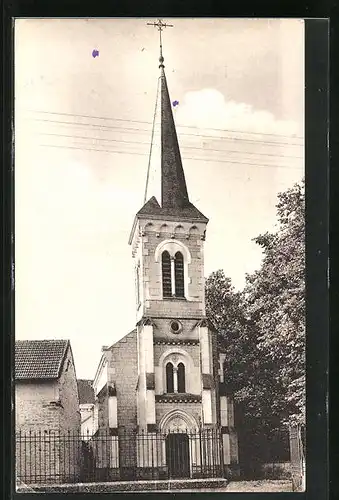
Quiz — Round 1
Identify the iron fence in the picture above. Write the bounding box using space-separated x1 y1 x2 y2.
16 427 225 485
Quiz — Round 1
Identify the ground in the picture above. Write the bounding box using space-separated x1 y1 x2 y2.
170 480 293 493
18 479 293 493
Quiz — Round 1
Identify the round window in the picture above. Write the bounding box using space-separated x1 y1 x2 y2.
170 320 182 334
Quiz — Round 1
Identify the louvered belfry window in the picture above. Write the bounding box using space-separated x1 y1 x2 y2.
162 251 172 297
177 362 186 393
166 362 174 393
174 252 185 297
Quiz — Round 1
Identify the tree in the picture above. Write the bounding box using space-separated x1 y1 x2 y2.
245 181 305 427
205 269 287 471
205 181 305 430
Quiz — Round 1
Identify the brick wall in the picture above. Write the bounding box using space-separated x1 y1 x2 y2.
152 318 200 341
131 218 207 320
16 380 60 431
153 342 200 367
156 403 202 429
142 231 205 304
147 299 204 318
58 345 81 432
16 382 63 483
15 347 81 483
108 330 138 430
15 346 80 433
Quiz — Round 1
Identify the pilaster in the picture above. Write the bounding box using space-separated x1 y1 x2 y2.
198 320 216 425
137 318 156 429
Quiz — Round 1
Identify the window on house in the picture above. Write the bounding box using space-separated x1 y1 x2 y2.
166 362 174 393
162 251 172 298
174 252 185 297
177 363 186 393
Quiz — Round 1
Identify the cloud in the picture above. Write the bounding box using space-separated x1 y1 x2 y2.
175 88 300 137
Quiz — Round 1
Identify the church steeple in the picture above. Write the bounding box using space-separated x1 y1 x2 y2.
133 20 208 224
160 64 190 209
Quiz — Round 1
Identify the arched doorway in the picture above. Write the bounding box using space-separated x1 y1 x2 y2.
159 410 198 479
166 433 190 478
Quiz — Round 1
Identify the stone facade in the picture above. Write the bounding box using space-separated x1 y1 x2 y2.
88 55 239 479
16 344 80 432
89 214 239 477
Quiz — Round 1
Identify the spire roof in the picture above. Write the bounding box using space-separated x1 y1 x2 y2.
135 24 208 224
160 66 190 211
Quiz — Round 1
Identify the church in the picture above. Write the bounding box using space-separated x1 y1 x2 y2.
89 28 239 481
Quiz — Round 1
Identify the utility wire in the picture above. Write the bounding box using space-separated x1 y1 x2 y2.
38 132 303 160
25 108 304 140
144 77 160 203
39 143 303 170
30 118 303 148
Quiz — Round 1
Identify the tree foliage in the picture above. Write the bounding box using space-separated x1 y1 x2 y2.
205 181 305 430
246 181 305 426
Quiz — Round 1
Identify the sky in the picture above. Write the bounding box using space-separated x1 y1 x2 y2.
14 18 304 380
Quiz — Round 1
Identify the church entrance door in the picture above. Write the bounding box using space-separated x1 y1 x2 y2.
166 433 190 478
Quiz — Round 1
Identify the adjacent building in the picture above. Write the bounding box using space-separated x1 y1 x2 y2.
78 379 95 438
15 339 81 483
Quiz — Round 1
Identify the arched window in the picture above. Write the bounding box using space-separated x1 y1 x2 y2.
135 265 140 306
177 363 186 393
174 252 185 297
162 251 172 298
166 362 174 393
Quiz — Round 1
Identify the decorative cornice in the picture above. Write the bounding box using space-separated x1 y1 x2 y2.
156 394 202 403
154 338 199 346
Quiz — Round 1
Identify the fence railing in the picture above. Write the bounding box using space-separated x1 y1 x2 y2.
16 428 225 485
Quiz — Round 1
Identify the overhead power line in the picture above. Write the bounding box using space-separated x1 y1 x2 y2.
25 108 304 141
39 143 303 170
144 76 160 203
29 118 304 148
39 132 303 160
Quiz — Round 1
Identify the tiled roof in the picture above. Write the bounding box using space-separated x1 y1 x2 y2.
15 339 69 380
77 379 95 404
137 196 208 222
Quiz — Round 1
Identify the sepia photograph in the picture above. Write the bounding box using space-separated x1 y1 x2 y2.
14 18 305 493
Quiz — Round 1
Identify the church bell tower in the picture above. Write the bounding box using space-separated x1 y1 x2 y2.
127 27 239 479
127 20 238 475
128 22 219 436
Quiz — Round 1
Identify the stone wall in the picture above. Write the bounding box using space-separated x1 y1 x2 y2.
155 403 202 429
16 380 60 431
131 219 207 320
15 346 81 483
108 330 138 430
58 345 81 432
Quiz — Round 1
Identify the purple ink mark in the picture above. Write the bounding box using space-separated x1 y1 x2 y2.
172 100 179 107
92 49 99 58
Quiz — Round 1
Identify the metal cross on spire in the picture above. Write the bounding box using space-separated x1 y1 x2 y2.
147 19 173 67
